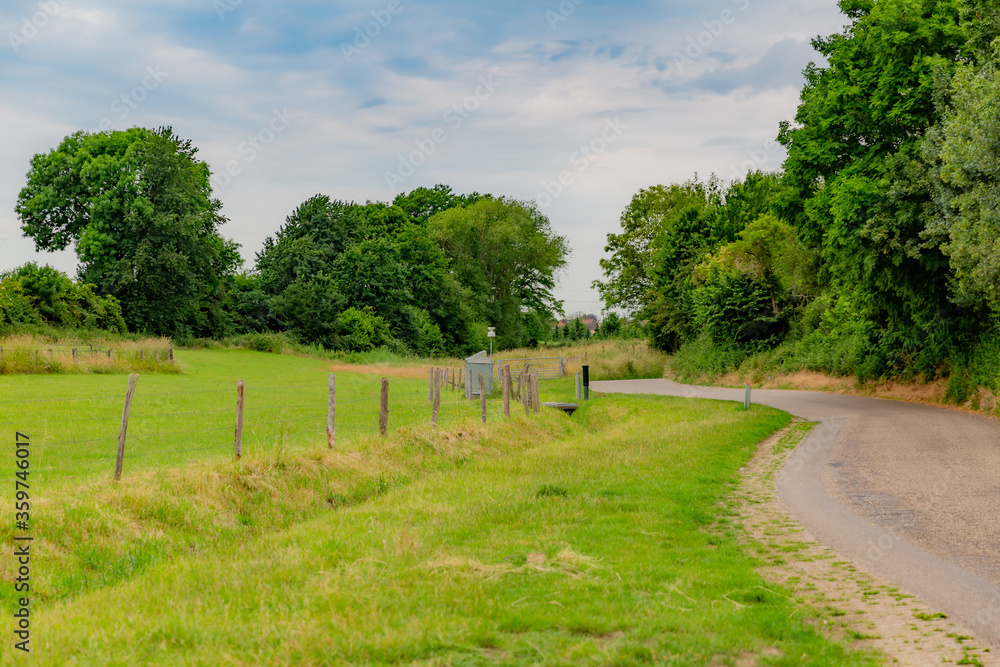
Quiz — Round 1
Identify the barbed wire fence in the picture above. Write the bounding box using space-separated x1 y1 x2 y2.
4 366 545 491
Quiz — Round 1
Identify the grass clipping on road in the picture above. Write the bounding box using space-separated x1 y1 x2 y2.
7 395 880 666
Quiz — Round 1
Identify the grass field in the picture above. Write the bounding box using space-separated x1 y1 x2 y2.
0 350 487 492
0 349 881 665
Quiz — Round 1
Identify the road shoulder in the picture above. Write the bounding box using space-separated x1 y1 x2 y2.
739 421 996 666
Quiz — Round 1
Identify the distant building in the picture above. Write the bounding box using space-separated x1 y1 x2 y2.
553 314 600 332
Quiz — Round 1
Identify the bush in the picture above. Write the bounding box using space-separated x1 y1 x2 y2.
232 332 295 354
340 307 393 352
0 264 127 333
669 334 747 382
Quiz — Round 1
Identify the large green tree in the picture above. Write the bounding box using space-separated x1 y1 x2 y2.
428 197 568 349
392 184 484 226
926 43 1000 311
255 194 475 355
776 0 971 371
16 127 240 338
593 178 719 316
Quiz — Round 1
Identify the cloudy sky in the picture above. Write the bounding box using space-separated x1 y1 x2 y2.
0 0 847 317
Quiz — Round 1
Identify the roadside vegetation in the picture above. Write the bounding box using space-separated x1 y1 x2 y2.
594 1 1000 407
1 348 880 665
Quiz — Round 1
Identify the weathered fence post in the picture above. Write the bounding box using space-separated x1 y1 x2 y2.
502 365 511 419
427 367 434 401
478 372 487 424
114 373 140 481
235 379 245 459
379 377 389 436
327 373 336 449
168 348 174 362
432 369 441 426
140 349 145 361
73 348 79 365
522 373 530 416
108 349 114 363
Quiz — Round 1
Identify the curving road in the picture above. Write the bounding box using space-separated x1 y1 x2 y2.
591 379 1000 648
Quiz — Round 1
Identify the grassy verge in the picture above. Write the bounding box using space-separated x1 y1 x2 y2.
666 335 1000 419
3 384 880 665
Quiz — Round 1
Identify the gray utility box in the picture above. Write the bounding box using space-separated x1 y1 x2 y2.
465 351 494 399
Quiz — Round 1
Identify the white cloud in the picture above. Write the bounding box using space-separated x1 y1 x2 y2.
0 0 850 312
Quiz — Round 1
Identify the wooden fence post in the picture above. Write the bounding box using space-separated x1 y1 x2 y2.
72 348 79 365
432 369 441 425
140 349 145 361
327 374 336 449
478 372 487 424
533 373 541 413
427 367 434 401
502 365 511 419
235 379 245 459
379 377 389 436
114 373 140 481
522 373 530 416
168 348 174 362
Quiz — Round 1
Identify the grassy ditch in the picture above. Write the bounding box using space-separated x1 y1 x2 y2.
2 384 880 665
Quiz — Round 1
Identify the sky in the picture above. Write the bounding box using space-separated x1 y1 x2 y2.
0 0 848 318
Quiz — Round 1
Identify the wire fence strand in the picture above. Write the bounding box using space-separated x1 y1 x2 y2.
7 367 521 486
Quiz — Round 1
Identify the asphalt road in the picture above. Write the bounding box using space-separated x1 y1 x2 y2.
591 379 1000 648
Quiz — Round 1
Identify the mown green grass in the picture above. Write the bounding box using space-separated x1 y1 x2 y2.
1 355 881 665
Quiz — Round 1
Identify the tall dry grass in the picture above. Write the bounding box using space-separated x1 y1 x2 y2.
0 334 178 375
498 339 667 381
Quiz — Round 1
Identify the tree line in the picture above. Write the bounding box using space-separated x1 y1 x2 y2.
596 0 1000 390
10 127 568 356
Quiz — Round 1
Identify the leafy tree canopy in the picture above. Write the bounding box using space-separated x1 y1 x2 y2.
16 127 240 338
429 197 569 348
